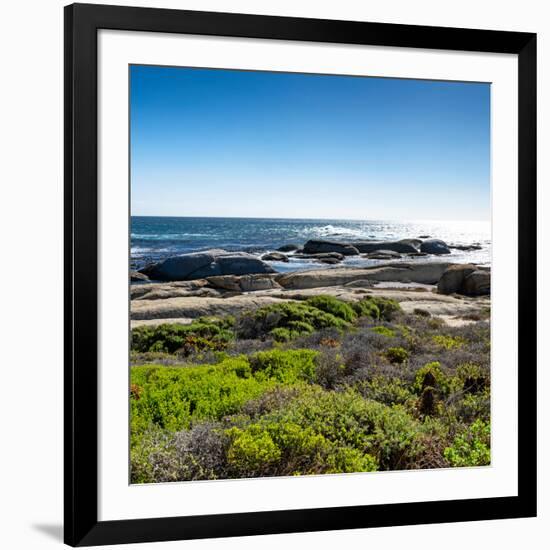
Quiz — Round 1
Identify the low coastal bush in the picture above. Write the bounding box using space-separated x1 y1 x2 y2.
132 318 234 354
225 420 378 477
235 301 348 340
356 375 413 407
305 295 357 323
249 349 318 384
384 346 410 364
371 326 396 338
431 334 466 350
131 349 319 435
130 297 491 482
131 356 269 434
444 419 491 467
246 386 423 471
353 296 401 321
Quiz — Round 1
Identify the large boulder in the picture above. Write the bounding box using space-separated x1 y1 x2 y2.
139 250 274 281
353 239 421 254
437 264 477 294
139 251 219 281
420 239 451 255
216 252 275 276
303 239 360 256
463 270 490 296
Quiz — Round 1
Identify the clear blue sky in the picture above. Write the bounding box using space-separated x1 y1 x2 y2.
130 65 490 221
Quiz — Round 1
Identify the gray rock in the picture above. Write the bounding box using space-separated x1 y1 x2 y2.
303 239 360 256
367 250 402 259
139 250 274 281
206 274 282 292
239 275 282 292
418 235 431 239
463 270 490 296
353 239 421 254
140 251 218 281
277 262 451 289
216 252 276 276
277 244 301 252
205 275 242 291
130 271 149 282
344 279 376 288
262 252 289 262
437 264 477 294
449 244 483 251
420 239 451 255
296 252 345 261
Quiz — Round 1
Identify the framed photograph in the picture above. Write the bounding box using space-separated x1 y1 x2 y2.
64 3 537 546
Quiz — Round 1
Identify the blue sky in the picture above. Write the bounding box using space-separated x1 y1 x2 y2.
130 65 490 221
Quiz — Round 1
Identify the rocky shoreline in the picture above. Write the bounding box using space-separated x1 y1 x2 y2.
130 240 491 328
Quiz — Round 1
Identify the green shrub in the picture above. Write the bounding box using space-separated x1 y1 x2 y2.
384 347 409 364
249 349 318 384
444 419 490 467
131 356 270 434
306 295 357 323
270 322 315 342
325 447 378 474
270 327 293 342
256 387 423 470
371 326 396 337
132 319 234 354
226 425 282 474
351 299 380 320
131 349 319 435
225 417 378 477
358 376 413 407
287 320 315 334
236 301 348 340
431 334 466 350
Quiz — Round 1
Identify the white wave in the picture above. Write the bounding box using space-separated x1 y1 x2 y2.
298 225 369 239
131 233 214 240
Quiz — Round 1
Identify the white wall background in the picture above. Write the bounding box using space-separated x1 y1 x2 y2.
0 0 547 548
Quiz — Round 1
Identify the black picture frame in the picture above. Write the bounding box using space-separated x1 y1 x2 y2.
64 3 537 546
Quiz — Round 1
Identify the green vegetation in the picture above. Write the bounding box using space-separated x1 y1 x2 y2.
444 419 491 467
130 294 491 482
306 295 358 323
132 317 234 354
384 346 410 364
371 326 396 337
432 334 466 350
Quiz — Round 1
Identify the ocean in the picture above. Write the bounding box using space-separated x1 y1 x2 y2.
130 216 491 273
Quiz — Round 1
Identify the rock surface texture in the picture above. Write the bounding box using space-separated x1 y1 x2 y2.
420 239 451 255
437 264 490 296
302 240 360 256
140 249 275 281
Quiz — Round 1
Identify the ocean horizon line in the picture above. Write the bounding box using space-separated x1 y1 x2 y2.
131 214 490 225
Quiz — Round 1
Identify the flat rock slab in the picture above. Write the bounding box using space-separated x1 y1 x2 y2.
276 262 451 289
130 280 489 328
131 295 291 321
